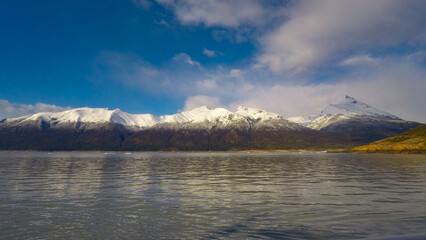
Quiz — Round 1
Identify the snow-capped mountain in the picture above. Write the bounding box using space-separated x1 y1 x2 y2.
0 98 420 151
319 96 399 119
0 105 334 151
288 96 402 129
7 107 159 128
287 96 420 142
2 105 304 131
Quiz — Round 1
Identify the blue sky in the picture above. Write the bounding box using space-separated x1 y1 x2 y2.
1 0 425 121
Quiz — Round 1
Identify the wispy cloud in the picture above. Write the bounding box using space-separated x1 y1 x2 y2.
203 48 216 58
341 55 383 67
157 0 426 76
92 51 263 99
91 49 426 122
96 0 426 122
154 19 171 28
196 79 218 90
257 0 426 75
184 95 222 110
173 53 202 69
407 50 426 62
229 69 242 78
227 58 426 121
132 0 152 9
155 0 266 28
93 51 209 96
0 99 70 119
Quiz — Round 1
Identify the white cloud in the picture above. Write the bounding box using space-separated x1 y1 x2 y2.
132 0 152 9
156 0 265 27
257 0 426 75
228 84 341 118
407 50 426 62
0 100 70 119
172 55 426 122
227 59 426 122
184 95 222 110
94 51 210 96
93 51 167 93
341 55 383 67
196 79 218 90
157 0 426 76
173 53 202 69
94 51 426 122
154 19 171 28
229 69 242 78
203 48 216 57
93 51 260 98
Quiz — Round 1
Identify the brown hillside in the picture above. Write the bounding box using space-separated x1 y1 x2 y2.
353 124 426 153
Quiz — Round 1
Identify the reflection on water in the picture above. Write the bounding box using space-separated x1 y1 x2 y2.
0 152 425 239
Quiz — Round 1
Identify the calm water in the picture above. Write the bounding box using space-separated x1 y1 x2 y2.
0 152 425 239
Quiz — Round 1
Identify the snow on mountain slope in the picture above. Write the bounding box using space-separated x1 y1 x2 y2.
110 109 159 127
236 106 281 120
236 106 305 130
160 106 245 125
7 108 159 128
287 116 316 127
3 105 302 130
287 96 404 130
307 114 352 130
320 96 399 119
11 108 113 123
4 96 406 132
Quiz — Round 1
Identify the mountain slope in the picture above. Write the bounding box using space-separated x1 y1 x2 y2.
0 106 347 151
353 124 426 153
1 100 419 151
4 107 158 129
319 95 399 119
288 96 401 129
2 106 305 131
287 96 420 143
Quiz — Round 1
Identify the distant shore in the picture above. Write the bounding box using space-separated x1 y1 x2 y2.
0 148 424 154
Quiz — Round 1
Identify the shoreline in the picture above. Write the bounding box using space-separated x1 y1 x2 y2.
0 149 424 154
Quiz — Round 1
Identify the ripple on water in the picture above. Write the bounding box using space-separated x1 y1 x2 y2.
0 152 425 239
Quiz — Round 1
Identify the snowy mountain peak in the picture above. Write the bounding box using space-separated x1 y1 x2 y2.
320 96 400 119
236 106 282 121
160 106 238 124
287 95 404 130
5 105 294 129
8 107 159 128
343 95 358 104
22 107 114 123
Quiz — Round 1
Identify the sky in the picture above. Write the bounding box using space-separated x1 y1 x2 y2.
1 0 425 122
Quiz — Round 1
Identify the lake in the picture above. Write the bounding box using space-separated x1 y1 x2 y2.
0 152 425 239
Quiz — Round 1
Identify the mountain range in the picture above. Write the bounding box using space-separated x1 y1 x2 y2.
0 96 421 151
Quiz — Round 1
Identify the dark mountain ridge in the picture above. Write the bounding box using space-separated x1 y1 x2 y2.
0 119 349 151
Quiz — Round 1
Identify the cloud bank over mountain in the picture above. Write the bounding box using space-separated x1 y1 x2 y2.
147 0 426 122
1 1 425 122
0 100 70 119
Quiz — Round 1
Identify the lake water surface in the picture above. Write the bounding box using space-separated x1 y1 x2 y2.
0 152 425 239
